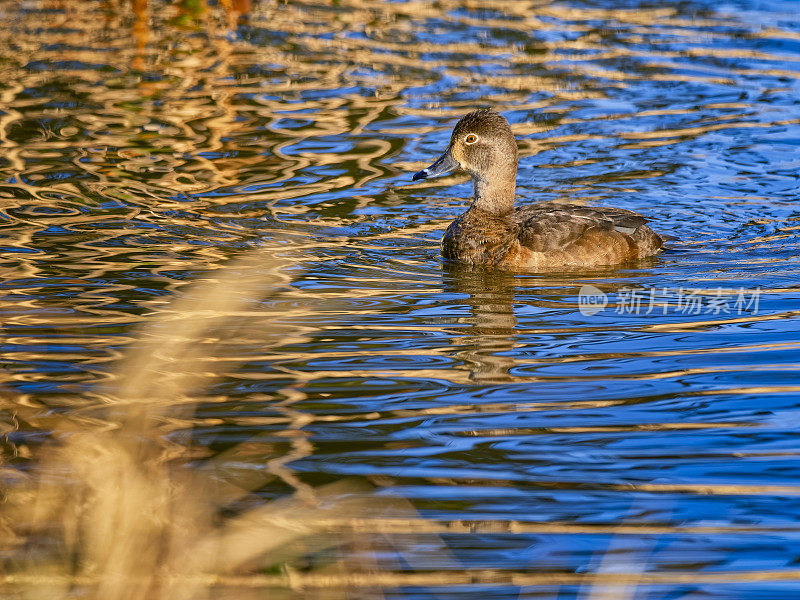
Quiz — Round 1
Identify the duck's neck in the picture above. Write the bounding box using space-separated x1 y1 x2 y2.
472 173 516 216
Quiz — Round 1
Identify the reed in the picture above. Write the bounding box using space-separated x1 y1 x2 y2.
0 243 426 600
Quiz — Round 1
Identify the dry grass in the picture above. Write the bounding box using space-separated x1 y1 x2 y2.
0 243 424 600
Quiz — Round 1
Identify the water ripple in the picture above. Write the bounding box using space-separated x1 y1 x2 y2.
2 0 800 597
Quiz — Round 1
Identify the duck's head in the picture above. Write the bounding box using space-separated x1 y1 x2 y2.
412 109 518 184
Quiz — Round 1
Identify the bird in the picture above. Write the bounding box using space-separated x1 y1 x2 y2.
412 109 664 270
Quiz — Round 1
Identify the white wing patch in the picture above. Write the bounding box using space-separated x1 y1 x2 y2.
614 225 637 236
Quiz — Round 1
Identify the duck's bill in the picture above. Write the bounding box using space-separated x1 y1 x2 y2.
412 148 458 181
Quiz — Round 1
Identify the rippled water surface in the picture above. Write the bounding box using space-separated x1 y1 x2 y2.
2 0 800 597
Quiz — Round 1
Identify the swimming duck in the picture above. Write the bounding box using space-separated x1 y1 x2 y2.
412 109 663 269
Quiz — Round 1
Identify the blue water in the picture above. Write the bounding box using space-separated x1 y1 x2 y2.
2 0 800 597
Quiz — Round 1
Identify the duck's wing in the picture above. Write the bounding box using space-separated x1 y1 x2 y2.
515 203 658 252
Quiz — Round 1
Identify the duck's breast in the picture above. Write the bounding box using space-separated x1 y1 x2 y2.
441 210 519 265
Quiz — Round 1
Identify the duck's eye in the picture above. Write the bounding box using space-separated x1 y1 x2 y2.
464 133 479 145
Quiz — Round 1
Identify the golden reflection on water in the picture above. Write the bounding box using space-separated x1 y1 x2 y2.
2 0 800 597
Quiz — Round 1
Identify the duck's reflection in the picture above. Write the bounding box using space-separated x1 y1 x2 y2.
441 264 520 383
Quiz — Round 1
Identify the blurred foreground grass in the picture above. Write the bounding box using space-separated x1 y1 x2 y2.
0 241 432 600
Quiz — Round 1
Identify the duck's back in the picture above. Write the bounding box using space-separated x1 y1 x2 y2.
513 203 663 269
442 203 663 270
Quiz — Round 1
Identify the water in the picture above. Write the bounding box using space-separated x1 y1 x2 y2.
2 0 800 598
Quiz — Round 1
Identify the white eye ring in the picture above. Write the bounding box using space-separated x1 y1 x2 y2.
465 133 479 145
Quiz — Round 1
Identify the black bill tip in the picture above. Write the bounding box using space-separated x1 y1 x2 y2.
412 147 458 182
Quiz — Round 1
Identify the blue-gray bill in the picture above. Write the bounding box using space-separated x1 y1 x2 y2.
412 147 458 181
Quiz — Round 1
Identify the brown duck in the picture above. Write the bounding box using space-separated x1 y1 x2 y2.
412 109 664 269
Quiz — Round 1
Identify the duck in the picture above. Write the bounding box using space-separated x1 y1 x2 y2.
412 109 664 270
